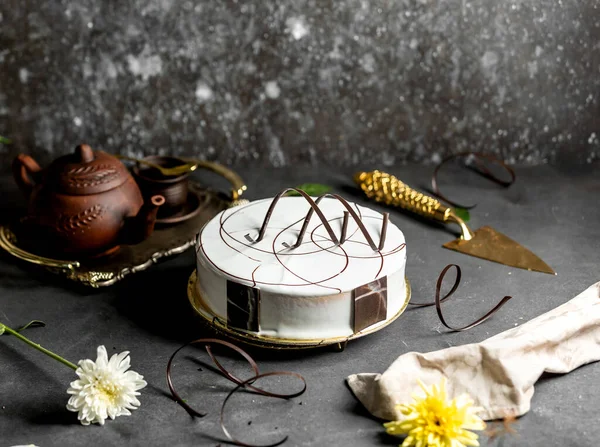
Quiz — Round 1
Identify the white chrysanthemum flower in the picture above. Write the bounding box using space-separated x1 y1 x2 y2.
66 346 147 425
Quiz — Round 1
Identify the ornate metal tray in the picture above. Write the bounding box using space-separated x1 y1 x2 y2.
0 162 247 288
187 271 411 351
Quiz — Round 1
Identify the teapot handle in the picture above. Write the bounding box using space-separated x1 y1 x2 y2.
12 154 42 197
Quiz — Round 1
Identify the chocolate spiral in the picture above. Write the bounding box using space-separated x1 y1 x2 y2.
166 338 307 447
408 264 513 331
432 152 516 209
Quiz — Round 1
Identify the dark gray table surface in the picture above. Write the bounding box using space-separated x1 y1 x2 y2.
1 163 599 447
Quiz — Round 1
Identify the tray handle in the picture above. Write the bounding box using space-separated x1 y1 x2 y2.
0 226 115 287
191 160 247 202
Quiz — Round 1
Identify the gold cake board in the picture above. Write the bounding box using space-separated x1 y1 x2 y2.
187 270 411 351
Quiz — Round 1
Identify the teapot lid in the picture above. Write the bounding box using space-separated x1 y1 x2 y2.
47 144 129 195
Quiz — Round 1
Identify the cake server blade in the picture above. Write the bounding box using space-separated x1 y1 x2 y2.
442 225 555 274
354 170 555 275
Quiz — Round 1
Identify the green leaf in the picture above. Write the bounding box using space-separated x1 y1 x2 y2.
0 321 45 336
0 136 12 144
17 320 46 332
287 183 332 197
453 207 470 222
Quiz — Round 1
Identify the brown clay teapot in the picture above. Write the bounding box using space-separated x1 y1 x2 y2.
12 144 165 257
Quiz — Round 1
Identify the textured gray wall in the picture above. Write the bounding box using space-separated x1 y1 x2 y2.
0 0 599 169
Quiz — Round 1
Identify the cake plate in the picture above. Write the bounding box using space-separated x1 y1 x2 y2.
187 271 412 351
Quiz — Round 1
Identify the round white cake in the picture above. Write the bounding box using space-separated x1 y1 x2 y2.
195 194 407 340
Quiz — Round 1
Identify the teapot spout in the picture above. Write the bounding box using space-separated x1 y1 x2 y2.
126 195 165 244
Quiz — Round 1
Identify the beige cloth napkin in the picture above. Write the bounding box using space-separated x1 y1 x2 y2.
347 281 600 421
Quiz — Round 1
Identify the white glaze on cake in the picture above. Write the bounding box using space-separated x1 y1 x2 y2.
195 197 407 339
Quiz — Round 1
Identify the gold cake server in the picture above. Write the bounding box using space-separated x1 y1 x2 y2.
354 170 555 274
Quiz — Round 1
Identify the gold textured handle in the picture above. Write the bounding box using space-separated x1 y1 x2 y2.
354 171 450 221
187 159 247 201
354 170 474 240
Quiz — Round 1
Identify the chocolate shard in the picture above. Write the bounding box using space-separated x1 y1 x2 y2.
353 276 388 332
227 281 260 331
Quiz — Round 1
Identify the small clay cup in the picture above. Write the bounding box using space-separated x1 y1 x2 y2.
133 156 190 218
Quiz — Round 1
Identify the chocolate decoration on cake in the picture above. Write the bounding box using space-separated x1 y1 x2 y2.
353 276 388 332
255 188 339 245
227 280 260 331
378 213 389 251
340 211 349 244
254 189 389 251
297 193 373 249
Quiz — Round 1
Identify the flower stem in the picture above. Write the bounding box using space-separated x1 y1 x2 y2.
0 323 78 370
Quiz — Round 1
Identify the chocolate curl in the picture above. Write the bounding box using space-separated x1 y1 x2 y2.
340 211 349 244
166 338 307 447
220 371 307 447
255 188 339 245
408 264 513 331
432 152 516 209
166 338 260 417
378 213 389 251
296 193 381 251
205 346 307 400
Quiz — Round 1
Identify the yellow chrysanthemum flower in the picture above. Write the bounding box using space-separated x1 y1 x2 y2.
384 378 486 447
